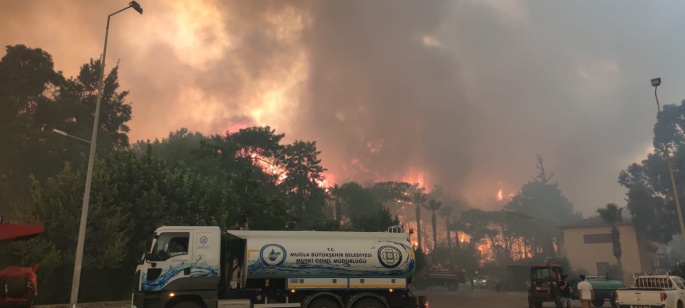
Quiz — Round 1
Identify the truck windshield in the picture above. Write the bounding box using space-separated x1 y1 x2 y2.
149 232 189 261
531 268 558 280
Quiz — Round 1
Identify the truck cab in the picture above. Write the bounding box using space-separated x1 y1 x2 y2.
134 226 221 294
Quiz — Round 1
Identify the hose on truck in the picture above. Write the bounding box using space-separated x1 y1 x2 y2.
0 275 31 299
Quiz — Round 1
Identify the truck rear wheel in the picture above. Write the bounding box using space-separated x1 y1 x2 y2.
351 297 385 308
592 298 604 307
173 301 202 308
447 282 458 291
307 297 341 308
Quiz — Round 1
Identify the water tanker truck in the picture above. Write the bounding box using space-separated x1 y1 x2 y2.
131 226 427 308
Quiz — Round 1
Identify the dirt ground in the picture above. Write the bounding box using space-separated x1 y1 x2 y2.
415 286 604 308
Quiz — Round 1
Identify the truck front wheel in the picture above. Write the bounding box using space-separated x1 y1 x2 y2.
351 297 385 308
307 297 341 308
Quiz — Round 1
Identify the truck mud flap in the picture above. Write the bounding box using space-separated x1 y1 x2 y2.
418 296 427 308
131 292 145 308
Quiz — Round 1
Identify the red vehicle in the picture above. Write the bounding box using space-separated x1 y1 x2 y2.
0 216 43 308
413 264 467 291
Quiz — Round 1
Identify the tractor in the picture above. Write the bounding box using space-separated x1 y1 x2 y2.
527 263 564 308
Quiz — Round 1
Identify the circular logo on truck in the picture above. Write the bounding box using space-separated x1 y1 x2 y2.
378 245 403 268
200 236 208 244
259 244 287 268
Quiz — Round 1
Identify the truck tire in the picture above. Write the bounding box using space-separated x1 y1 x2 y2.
413 279 427 290
351 297 385 308
527 295 534 308
592 298 604 307
447 282 458 291
307 297 341 308
610 297 618 308
173 301 202 308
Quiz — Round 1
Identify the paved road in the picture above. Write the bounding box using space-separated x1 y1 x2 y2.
414 287 598 308
35 289 607 308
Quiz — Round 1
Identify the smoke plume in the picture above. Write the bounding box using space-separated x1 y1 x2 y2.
2 0 683 214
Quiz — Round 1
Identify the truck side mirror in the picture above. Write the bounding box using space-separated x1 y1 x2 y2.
145 252 153 261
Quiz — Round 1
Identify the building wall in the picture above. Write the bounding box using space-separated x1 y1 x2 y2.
561 224 645 283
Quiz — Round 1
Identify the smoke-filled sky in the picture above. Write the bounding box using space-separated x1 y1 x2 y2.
3 0 685 215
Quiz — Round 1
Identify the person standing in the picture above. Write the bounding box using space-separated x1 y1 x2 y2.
577 275 594 308
558 275 572 308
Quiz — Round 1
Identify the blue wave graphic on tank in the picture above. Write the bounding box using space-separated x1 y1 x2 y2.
141 256 219 291
248 240 415 278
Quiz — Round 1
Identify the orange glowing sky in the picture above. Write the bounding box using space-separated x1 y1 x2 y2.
3 0 680 214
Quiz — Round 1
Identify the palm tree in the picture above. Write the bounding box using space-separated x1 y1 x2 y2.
411 191 428 250
427 199 443 250
439 205 454 249
449 219 464 251
597 203 623 279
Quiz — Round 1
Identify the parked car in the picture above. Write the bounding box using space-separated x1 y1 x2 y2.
614 274 685 308
473 275 490 288
414 264 466 291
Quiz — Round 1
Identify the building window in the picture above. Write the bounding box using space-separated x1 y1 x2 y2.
597 262 610 276
584 233 612 244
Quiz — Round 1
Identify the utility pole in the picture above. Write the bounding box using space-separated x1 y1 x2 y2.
69 3 143 308
652 78 685 238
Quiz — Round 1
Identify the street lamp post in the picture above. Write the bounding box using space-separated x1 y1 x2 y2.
651 77 685 239
69 2 142 308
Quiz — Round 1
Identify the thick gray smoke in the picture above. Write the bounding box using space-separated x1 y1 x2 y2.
291 1 475 190
3 1 685 214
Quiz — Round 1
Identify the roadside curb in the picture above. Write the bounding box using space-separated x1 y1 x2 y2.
36 301 129 308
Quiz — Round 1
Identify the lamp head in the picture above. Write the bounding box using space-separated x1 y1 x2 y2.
652 78 661 87
52 129 67 136
130 1 143 14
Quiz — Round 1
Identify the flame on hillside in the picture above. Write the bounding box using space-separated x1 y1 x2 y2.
238 151 334 189
401 170 429 191
496 188 515 202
